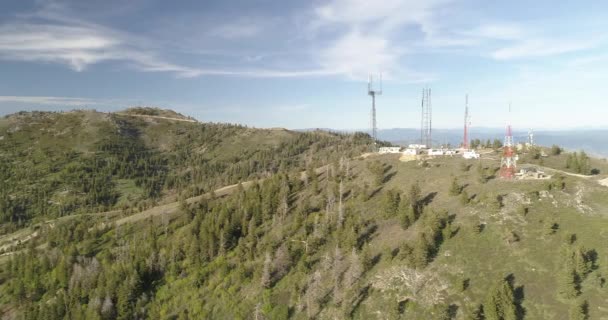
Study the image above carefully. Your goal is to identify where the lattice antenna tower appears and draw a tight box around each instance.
[500,102,517,179]
[420,88,432,148]
[368,74,382,152]
[463,94,470,149]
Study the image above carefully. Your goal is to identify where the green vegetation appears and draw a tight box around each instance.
[566,151,592,175]
[0,110,372,228]
[1,109,608,319]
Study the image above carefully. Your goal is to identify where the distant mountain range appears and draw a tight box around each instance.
[300,128,608,158]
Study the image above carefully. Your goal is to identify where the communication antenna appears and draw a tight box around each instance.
[463,94,470,149]
[500,102,517,179]
[420,88,432,148]
[528,129,534,146]
[368,74,382,152]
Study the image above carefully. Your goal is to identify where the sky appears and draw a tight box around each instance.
[1,0,608,130]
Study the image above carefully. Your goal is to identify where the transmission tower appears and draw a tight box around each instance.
[368,74,382,152]
[463,94,470,150]
[500,103,517,179]
[528,129,534,146]
[420,88,432,148]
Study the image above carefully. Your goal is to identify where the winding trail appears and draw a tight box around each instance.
[537,165,595,179]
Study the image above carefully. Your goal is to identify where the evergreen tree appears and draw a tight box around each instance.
[398,196,414,230]
[569,300,589,320]
[261,252,272,289]
[466,304,484,320]
[559,265,579,299]
[460,190,470,205]
[484,277,517,320]
[382,189,401,216]
[411,236,429,269]
[449,177,462,196]
[408,182,422,218]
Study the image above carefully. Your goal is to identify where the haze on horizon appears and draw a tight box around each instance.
[1,0,608,130]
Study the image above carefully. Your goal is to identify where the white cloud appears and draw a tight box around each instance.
[208,20,263,39]
[318,31,398,78]
[0,96,96,106]
[314,0,447,32]
[462,24,523,40]
[0,18,204,77]
[0,95,135,106]
[492,38,600,60]
[3,1,602,82]
[0,23,118,71]
[310,0,449,80]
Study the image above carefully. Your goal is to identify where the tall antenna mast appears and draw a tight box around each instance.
[463,94,470,149]
[429,88,432,148]
[420,88,432,148]
[500,102,517,179]
[368,74,382,152]
[420,88,424,146]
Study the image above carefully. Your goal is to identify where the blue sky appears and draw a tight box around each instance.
[1,0,608,130]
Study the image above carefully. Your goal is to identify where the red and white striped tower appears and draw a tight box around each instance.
[500,104,517,179]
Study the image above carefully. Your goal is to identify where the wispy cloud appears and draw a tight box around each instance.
[317,30,400,78]
[491,38,601,60]
[0,11,204,78]
[1,1,604,81]
[208,20,264,39]
[310,0,449,80]
[0,95,133,106]
[461,23,523,41]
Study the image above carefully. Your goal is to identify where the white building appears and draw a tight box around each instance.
[463,150,480,159]
[444,150,457,156]
[403,148,418,155]
[408,144,427,149]
[379,147,402,154]
[428,149,444,156]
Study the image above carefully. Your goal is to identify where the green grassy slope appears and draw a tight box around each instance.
[0,109,374,229]
[1,144,607,319]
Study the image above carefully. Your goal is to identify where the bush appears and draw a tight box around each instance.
[551,145,562,155]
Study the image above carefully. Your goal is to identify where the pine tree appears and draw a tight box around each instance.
[573,247,591,277]
[273,244,291,281]
[484,278,517,320]
[361,245,373,272]
[344,248,363,289]
[116,278,133,320]
[460,190,470,205]
[382,189,400,216]
[261,251,272,289]
[569,300,588,320]
[408,182,422,219]
[466,304,484,320]
[449,177,462,196]
[559,266,579,299]
[411,236,429,269]
[398,197,413,230]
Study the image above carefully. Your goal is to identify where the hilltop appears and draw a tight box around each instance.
[0,109,607,319]
[0,109,375,226]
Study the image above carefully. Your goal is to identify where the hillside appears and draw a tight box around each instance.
[1,110,608,319]
[0,109,374,228]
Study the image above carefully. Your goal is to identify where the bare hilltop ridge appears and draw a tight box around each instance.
[1,108,608,319]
